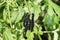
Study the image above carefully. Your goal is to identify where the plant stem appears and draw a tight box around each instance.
[43,28,59,33]
[38,34,42,40]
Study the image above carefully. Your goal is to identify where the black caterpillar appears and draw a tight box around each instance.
[23,13,48,40]
[23,13,34,32]
[23,13,34,39]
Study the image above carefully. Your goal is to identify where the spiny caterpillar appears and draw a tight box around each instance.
[23,13,34,32]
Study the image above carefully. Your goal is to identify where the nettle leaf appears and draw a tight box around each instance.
[3,8,8,21]
[54,16,59,24]
[11,7,24,23]
[11,8,18,23]
[3,8,10,23]
[15,6,24,23]
[38,26,43,35]
[49,0,60,17]
[41,5,46,11]
[33,25,38,34]
[11,1,18,8]
[33,23,43,35]
[26,30,34,40]
[34,0,42,5]
[28,1,34,13]
[33,4,41,21]
[3,28,14,40]
[17,0,24,5]
[24,1,34,13]
[43,5,55,26]
[24,6,29,13]
[43,5,56,30]
[19,34,25,40]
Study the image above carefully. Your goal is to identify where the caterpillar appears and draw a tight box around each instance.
[23,13,34,32]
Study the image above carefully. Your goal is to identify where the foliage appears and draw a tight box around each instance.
[0,0,60,40]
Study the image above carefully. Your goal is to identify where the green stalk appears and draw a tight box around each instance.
[38,34,42,40]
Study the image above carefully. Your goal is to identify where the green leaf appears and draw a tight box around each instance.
[33,25,38,34]
[19,34,25,40]
[26,30,34,40]
[3,8,8,21]
[38,27,43,35]
[10,0,18,8]
[33,23,43,35]
[34,0,42,5]
[11,6,24,23]
[11,8,18,23]
[15,6,24,23]
[3,8,10,23]
[43,5,56,30]
[54,16,59,24]
[3,28,14,40]
[33,4,41,21]
[49,0,60,17]
[41,5,46,11]
[43,5,55,26]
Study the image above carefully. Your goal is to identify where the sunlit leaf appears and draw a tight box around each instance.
[49,0,60,17]
[15,6,24,23]
[54,16,59,24]
[11,8,18,23]
[33,4,41,21]
[43,5,55,26]
[33,25,38,34]
[38,27,43,35]
[3,28,14,40]
[26,30,34,40]
[3,8,8,21]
